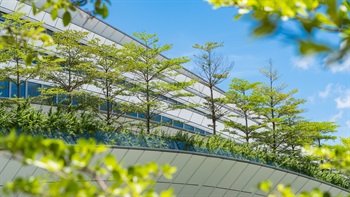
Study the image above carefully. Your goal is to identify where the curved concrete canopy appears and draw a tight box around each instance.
[1,147,349,197]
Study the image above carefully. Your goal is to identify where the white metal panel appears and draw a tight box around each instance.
[1,0,17,11]
[201,86,211,96]
[83,18,99,31]
[120,36,133,45]
[203,160,235,187]
[230,164,260,191]
[101,26,115,38]
[42,12,58,25]
[93,34,106,44]
[194,186,214,197]
[201,117,212,128]
[0,152,12,173]
[178,185,200,197]
[165,109,181,118]
[243,166,274,193]
[169,183,184,195]
[328,187,342,196]
[92,21,107,35]
[192,82,205,93]
[155,182,170,193]
[68,23,83,32]
[217,162,247,189]
[173,155,205,184]
[177,109,193,121]
[289,176,309,194]
[14,165,37,180]
[0,159,22,185]
[317,183,332,194]
[159,153,190,183]
[224,190,240,197]
[28,9,45,21]
[17,3,32,15]
[136,151,162,164]
[297,179,321,195]
[188,95,202,104]
[210,188,227,196]
[55,18,71,31]
[110,31,125,43]
[265,170,286,193]
[189,112,204,125]
[188,157,222,185]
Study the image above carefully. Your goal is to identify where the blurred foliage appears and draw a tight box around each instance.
[0,131,176,197]
[259,138,350,196]
[207,0,350,62]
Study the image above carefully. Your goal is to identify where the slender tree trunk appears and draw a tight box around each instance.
[146,80,150,134]
[209,85,216,135]
[106,79,111,126]
[244,111,249,144]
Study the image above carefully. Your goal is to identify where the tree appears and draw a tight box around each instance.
[123,32,195,134]
[303,121,338,147]
[225,78,264,144]
[192,42,233,135]
[253,61,306,152]
[0,131,176,197]
[41,30,96,110]
[207,0,350,62]
[0,12,47,99]
[88,39,132,127]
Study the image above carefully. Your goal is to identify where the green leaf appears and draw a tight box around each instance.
[259,180,272,193]
[25,55,33,65]
[299,41,331,55]
[51,8,58,20]
[32,3,37,15]
[101,4,109,18]
[62,11,71,27]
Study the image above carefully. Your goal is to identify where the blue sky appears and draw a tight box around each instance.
[102,0,349,144]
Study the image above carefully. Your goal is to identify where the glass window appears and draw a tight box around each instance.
[0,81,9,98]
[27,82,41,97]
[138,113,146,119]
[195,128,205,135]
[57,94,68,104]
[151,114,161,122]
[100,102,109,111]
[0,12,4,22]
[184,124,194,131]
[126,112,137,117]
[173,120,183,128]
[162,116,172,125]
[10,82,26,98]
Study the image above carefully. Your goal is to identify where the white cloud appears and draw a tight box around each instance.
[330,110,343,122]
[326,53,350,73]
[318,83,333,98]
[335,90,350,109]
[291,55,316,70]
[307,96,315,103]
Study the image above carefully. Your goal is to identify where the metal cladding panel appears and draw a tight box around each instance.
[230,164,260,191]
[256,172,295,195]
[297,179,322,195]
[189,112,204,125]
[31,168,48,181]
[0,152,12,174]
[69,23,83,32]
[123,150,145,165]
[17,4,32,15]
[188,157,222,185]
[55,18,71,30]
[223,190,240,197]
[210,188,227,196]
[71,11,87,25]
[169,183,184,194]
[194,186,214,197]
[120,36,134,45]
[159,153,191,182]
[155,182,170,193]
[42,12,58,25]
[89,148,113,181]
[82,18,99,31]
[203,160,235,187]
[339,190,350,196]
[165,109,181,118]
[15,165,37,180]
[328,187,342,196]
[1,0,17,10]
[92,21,107,35]
[217,161,248,189]
[110,149,130,165]
[266,170,286,191]
[28,9,45,21]
[188,95,202,105]
[173,155,205,184]
[243,166,274,193]
[192,82,205,93]
[102,26,115,38]
[178,109,193,121]
[318,183,332,193]
[155,152,177,169]
[93,34,106,44]
[136,151,162,164]
[289,176,309,194]
[110,31,125,43]
[178,185,200,197]
[0,159,22,185]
